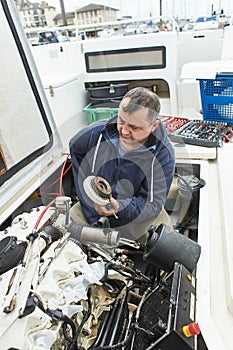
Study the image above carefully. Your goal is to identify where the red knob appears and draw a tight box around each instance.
[183,322,200,337]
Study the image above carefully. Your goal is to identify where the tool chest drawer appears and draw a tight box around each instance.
[169,120,233,147]
[160,115,189,133]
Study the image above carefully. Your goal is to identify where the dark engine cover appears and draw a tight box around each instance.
[130,262,197,350]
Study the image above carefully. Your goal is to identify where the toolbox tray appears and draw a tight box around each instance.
[160,115,189,133]
[168,120,233,148]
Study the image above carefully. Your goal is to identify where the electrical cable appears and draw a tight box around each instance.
[38,154,71,194]
[89,329,133,350]
[59,153,71,196]
[38,162,72,196]
[62,315,77,344]
[33,154,71,230]
[26,290,77,346]
[68,289,92,350]
[38,192,60,198]
[101,261,152,284]
[33,198,57,231]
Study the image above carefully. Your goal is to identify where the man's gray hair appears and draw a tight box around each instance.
[120,87,161,124]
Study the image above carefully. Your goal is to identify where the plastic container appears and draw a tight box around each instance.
[199,78,233,123]
[83,101,119,124]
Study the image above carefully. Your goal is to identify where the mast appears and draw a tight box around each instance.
[59,0,67,26]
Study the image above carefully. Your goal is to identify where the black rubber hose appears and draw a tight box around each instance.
[62,315,77,344]
[68,290,92,350]
[89,330,133,350]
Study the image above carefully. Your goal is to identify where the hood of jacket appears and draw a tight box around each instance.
[90,114,172,171]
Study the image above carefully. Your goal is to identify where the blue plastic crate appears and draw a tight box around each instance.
[198,78,233,123]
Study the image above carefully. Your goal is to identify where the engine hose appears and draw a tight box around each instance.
[100,262,132,282]
[116,299,129,343]
[93,309,113,346]
[125,286,154,350]
[68,291,92,350]
[62,315,77,344]
[92,290,130,348]
[127,283,142,291]
[92,284,151,350]
[101,262,149,284]
[90,330,133,350]
[107,293,128,346]
[101,299,121,345]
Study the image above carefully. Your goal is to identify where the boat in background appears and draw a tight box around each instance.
[183,13,231,31]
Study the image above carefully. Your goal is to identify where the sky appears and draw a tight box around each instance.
[47,0,233,19]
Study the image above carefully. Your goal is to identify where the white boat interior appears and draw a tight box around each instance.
[1,1,233,349]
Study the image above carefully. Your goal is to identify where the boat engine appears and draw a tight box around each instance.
[0,197,202,350]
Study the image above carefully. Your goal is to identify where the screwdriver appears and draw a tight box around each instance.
[105,202,118,219]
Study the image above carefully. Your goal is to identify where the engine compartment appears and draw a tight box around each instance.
[0,188,202,350]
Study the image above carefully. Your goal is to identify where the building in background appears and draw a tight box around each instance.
[75,4,119,25]
[15,0,57,27]
[53,12,75,26]
[15,1,119,28]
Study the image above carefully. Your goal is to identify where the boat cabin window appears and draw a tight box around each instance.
[0,2,53,186]
[85,46,166,72]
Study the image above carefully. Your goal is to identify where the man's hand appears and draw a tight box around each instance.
[94,197,119,218]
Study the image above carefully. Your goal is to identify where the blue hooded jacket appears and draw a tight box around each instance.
[70,115,175,230]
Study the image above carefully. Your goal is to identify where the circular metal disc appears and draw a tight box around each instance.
[83,176,110,205]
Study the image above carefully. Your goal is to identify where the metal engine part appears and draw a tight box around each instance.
[83,175,112,206]
[144,224,201,273]
[175,174,206,229]
[68,222,120,247]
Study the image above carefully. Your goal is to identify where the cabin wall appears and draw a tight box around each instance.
[44,75,89,152]
[177,29,224,72]
[31,42,90,152]
[176,28,233,117]
[221,25,233,59]
[31,41,85,82]
[81,32,180,116]
[28,28,226,124]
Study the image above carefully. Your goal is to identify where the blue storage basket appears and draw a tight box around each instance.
[198,78,233,123]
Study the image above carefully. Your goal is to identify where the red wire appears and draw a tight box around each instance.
[39,157,72,193]
[33,198,56,231]
[59,153,70,196]
[38,192,60,198]
[33,153,71,231]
